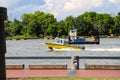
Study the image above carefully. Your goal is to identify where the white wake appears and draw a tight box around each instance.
[86,48,120,52]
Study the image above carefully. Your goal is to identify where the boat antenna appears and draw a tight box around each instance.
[57,32,59,38]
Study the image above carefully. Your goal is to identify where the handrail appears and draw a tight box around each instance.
[6,56,120,59]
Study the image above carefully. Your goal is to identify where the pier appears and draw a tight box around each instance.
[6,56,120,78]
[6,56,120,70]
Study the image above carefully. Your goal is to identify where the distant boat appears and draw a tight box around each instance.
[68,29,100,44]
[45,37,85,50]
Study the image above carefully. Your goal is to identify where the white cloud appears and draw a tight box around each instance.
[109,0,120,4]
[39,0,120,20]
[39,0,104,20]
[0,0,20,7]
[63,1,76,11]
[110,0,115,3]
[2,0,120,21]
[109,0,120,15]
[63,0,102,11]
[109,0,120,5]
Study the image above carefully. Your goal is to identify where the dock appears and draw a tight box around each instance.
[6,56,120,78]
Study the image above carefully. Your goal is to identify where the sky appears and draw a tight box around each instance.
[0,0,120,21]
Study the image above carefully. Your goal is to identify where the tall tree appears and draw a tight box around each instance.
[96,14,114,35]
[21,13,33,36]
[74,15,95,36]
[40,13,56,38]
[57,20,67,37]
[112,14,120,35]
[64,16,75,35]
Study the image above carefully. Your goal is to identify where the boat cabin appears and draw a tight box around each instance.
[53,37,66,45]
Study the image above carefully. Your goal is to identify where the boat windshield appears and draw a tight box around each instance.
[53,37,65,45]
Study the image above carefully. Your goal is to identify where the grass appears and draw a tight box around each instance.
[7,78,120,80]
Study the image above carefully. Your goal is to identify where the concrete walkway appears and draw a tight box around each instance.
[7,70,120,78]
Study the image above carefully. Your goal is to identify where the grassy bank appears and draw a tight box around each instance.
[6,35,40,40]
[7,78,120,80]
[6,35,120,40]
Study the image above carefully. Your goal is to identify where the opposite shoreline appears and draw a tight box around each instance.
[6,35,120,40]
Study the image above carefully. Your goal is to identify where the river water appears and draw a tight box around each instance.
[6,38,120,69]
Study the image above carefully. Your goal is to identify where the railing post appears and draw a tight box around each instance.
[0,7,7,80]
[71,56,79,70]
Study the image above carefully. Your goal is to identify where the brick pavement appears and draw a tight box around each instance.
[6,70,120,78]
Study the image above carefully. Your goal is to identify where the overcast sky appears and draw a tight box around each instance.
[0,0,120,21]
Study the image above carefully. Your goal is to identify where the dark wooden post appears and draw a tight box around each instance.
[71,56,79,70]
[0,7,7,80]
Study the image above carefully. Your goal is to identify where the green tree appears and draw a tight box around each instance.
[81,12,96,23]
[80,12,99,35]
[57,20,67,37]
[47,23,58,37]
[96,14,114,35]
[74,15,95,36]
[112,14,120,35]
[5,20,13,37]
[21,13,33,36]
[13,19,22,35]
[21,11,57,37]
[5,11,120,38]
[40,13,56,38]
[5,19,18,37]
[81,12,114,35]
[64,16,75,36]
[117,12,120,16]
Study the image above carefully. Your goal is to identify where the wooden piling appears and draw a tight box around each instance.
[71,56,79,70]
[0,7,7,80]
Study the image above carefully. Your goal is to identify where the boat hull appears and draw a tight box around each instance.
[45,42,84,50]
[69,41,99,44]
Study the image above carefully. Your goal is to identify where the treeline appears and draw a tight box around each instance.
[5,11,120,38]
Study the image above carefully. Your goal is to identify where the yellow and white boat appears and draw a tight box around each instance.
[45,37,85,50]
